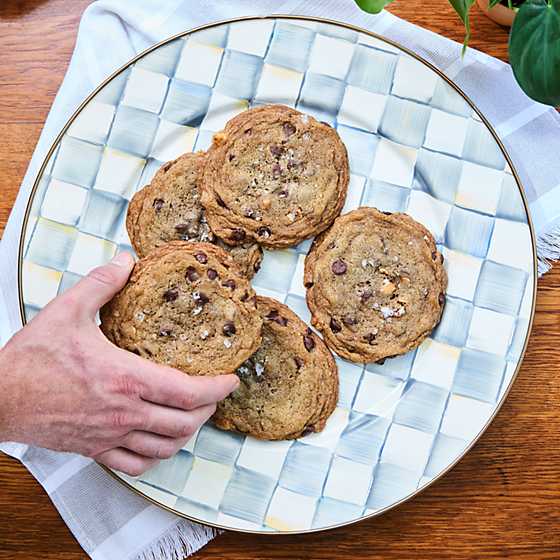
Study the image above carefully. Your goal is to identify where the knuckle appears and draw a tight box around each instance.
[113,372,144,398]
[156,441,177,460]
[178,419,195,438]
[82,443,105,458]
[88,266,119,288]
[179,390,196,410]
[108,409,136,430]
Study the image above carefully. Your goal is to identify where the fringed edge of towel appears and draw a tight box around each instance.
[134,519,221,560]
[537,225,560,276]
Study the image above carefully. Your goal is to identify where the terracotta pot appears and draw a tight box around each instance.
[476,0,517,27]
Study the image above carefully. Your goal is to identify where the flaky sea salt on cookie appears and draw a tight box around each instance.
[201,104,349,249]
[213,296,338,440]
[100,241,262,376]
[304,208,447,363]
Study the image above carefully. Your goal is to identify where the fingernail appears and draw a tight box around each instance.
[111,252,134,267]
[231,375,240,389]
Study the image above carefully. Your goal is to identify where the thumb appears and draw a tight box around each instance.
[64,252,135,318]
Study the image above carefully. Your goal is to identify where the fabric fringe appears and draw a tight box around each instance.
[536,224,560,277]
[134,520,221,560]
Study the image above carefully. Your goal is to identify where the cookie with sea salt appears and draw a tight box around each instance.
[304,207,447,363]
[213,296,339,440]
[100,241,262,376]
[126,152,263,278]
[200,104,349,249]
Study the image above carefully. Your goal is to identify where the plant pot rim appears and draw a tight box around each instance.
[476,0,517,27]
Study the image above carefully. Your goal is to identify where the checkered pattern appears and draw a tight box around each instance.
[21,18,534,532]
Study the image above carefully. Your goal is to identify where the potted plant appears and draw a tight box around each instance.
[354,0,560,107]
[477,0,519,27]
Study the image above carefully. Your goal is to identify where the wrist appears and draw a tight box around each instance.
[0,342,19,442]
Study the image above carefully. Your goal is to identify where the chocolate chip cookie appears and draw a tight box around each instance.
[304,208,447,363]
[213,296,339,440]
[200,104,349,249]
[126,152,263,278]
[100,241,262,376]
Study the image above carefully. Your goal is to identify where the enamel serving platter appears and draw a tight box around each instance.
[19,16,536,534]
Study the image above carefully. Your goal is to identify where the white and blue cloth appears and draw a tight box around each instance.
[0,1,558,558]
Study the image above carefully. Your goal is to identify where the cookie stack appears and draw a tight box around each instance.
[101,104,447,441]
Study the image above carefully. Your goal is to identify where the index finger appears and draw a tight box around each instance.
[125,352,240,410]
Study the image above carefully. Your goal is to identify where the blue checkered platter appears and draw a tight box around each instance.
[21,16,535,533]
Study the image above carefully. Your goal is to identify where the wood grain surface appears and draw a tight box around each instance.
[0,1,558,559]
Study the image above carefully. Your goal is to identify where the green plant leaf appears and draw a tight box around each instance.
[489,0,503,7]
[448,0,476,52]
[509,0,560,106]
[353,0,395,14]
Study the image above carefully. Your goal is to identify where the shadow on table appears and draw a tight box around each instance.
[0,0,50,20]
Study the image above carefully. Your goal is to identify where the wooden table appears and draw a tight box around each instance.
[1,1,558,558]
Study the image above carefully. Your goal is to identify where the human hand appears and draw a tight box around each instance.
[0,252,239,476]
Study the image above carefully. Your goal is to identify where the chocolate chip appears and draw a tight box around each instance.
[283,122,296,137]
[195,251,208,264]
[303,334,315,352]
[195,292,209,305]
[257,226,271,238]
[240,291,249,302]
[294,357,304,370]
[270,144,283,157]
[330,318,342,333]
[186,266,199,282]
[321,121,331,127]
[223,322,236,337]
[360,290,373,303]
[432,251,438,261]
[331,259,347,275]
[163,288,179,302]
[174,223,190,235]
[439,293,446,305]
[440,253,445,263]
[376,358,386,365]
[278,190,289,198]
[222,279,236,290]
[272,163,282,178]
[343,315,356,326]
[301,427,315,437]
[244,208,256,219]
[230,228,246,242]
[382,211,392,215]
[364,332,377,345]
[244,127,252,135]
[304,281,314,289]
[287,160,300,170]
[265,310,288,326]
[131,348,141,356]
[253,261,261,273]
[216,195,226,208]
[159,328,173,337]
[228,154,235,162]
[207,268,218,280]
[162,162,172,172]
[152,198,164,212]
